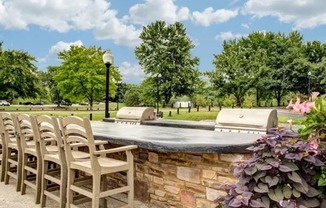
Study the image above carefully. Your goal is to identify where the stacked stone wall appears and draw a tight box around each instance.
[107,145,251,208]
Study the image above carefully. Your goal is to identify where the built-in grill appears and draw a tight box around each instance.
[215,109,278,134]
[115,107,156,125]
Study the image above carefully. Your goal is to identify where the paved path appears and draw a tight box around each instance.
[0,180,154,208]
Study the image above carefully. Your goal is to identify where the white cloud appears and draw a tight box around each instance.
[94,12,142,47]
[49,40,84,58]
[192,7,238,27]
[37,57,47,63]
[0,0,141,48]
[128,0,190,25]
[215,31,246,41]
[241,23,250,29]
[243,0,326,29]
[119,62,145,84]
[35,40,84,67]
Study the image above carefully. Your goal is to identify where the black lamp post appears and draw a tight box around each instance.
[308,71,311,99]
[116,81,121,110]
[156,74,161,117]
[102,51,114,118]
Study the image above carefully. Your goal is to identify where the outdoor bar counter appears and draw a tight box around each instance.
[91,122,260,208]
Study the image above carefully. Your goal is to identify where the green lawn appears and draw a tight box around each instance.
[161,108,218,121]
[0,105,304,124]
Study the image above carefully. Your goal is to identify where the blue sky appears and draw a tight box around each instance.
[1,0,325,84]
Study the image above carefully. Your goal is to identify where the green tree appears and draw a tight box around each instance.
[124,84,142,106]
[36,71,51,102]
[112,82,128,103]
[135,21,200,105]
[209,39,255,107]
[209,31,310,107]
[240,32,270,106]
[303,41,326,94]
[53,46,120,109]
[46,66,62,105]
[0,42,40,101]
[263,31,304,105]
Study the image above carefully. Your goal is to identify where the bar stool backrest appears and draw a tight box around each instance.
[36,115,65,162]
[0,113,19,148]
[59,116,99,170]
[16,114,38,153]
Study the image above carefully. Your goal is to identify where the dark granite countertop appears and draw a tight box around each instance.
[91,122,262,153]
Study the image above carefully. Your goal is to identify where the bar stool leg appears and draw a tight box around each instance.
[16,149,22,192]
[40,160,48,207]
[67,168,75,208]
[92,173,101,208]
[59,164,67,208]
[35,156,42,204]
[4,148,11,185]
[0,147,6,182]
[100,175,107,208]
[21,153,28,195]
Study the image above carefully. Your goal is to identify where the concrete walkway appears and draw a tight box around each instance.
[0,179,154,208]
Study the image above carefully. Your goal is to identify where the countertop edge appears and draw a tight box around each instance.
[93,132,254,154]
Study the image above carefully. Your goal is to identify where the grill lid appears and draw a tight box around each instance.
[215,109,278,134]
[115,107,156,124]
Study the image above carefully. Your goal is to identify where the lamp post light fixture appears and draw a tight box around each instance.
[308,71,311,99]
[102,50,114,118]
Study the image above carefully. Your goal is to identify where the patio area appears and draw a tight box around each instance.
[0,179,154,208]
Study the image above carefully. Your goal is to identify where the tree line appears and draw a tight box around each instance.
[1,21,326,108]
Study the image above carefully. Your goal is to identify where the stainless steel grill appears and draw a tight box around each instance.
[215,109,278,134]
[115,107,156,125]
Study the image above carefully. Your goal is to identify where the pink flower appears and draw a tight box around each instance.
[292,97,301,113]
[311,92,320,100]
[294,97,300,106]
[309,139,319,149]
[286,99,293,109]
[286,96,316,115]
[300,101,315,115]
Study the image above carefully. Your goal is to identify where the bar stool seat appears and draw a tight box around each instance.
[71,157,129,174]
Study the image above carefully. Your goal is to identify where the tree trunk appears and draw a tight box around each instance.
[256,88,261,107]
[275,90,282,107]
[235,93,242,108]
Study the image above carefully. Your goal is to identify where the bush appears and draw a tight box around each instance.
[216,129,325,208]
[243,95,255,108]
[195,95,206,107]
[223,95,236,107]
[124,87,141,106]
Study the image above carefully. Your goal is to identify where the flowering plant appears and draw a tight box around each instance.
[287,92,326,141]
[215,129,325,208]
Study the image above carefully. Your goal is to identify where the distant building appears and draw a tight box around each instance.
[173,101,191,108]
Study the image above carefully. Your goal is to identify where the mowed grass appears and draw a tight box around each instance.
[162,108,218,121]
[0,102,124,121]
[278,116,306,125]
[0,104,304,124]
[7,111,113,121]
[0,102,125,111]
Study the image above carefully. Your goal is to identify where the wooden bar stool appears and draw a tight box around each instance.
[0,119,6,182]
[16,114,42,204]
[36,115,110,208]
[59,116,137,208]
[0,112,23,192]
[36,115,68,208]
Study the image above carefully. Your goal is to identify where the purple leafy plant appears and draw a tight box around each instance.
[215,129,325,208]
